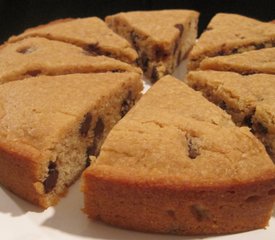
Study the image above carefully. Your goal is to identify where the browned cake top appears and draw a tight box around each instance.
[0,37,141,84]
[127,74,234,127]
[87,75,275,187]
[106,10,199,43]
[8,17,138,64]
[190,13,275,59]
[0,72,141,152]
[199,48,275,74]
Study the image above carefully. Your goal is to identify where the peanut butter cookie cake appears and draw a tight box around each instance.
[0,37,140,84]
[187,70,275,160]
[188,13,275,70]
[106,10,199,82]
[1,9,275,237]
[0,72,142,208]
[199,47,275,75]
[82,75,275,235]
[8,17,138,64]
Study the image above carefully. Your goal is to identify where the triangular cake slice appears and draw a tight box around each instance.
[8,17,138,64]
[0,72,142,208]
[199,48,275,74]
[82,75,275,235]
[188,13,275,70]
[0,37,141,84]
[106,10,199,82]
[187,70,275,159]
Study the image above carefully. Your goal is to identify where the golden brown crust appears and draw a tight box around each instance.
[199,48,275,75]
[0,141,49,207]
[83,169,275,235]
[8,17,138,64]
[188,13,275,70]
[0,73,143,208]
[187,70,275,160]
[82,75,275,234]
[0,37,141,84]
[106,10,199,82]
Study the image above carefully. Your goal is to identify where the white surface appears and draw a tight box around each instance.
[1,60,275,239]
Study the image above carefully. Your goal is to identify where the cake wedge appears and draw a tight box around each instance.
[199,48,275,75]
[8,17,138,64]
[0,37,140,84]
[82,75,275,235]
[106,10,199,82]
[188,13,275,70]
[0,72,142,208]
[187,70,275,160]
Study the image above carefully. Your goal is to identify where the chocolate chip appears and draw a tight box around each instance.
[17,46,36,54]
[154,45,168,60]
[243,114,253,128]
[151,66,159,83]
[218,101,227,110]
[187,137,200,159]
[85,145,97,167]
[85,155,98,168]
[241,70,257,75]
[255,43,265,50]
[130,31,139,50]
[268,189,275,195]
[217,49,226,56]
[87,143,97,157]
[174,24,184,37]
[85,157,91,168]
[191,205,208,221]
[231,48,238,54]
[245,195,261,202]
[43,161,58,193]
[120,92,133,117]
[25,69,41,77]
[265,144,273,156]
[254,121,268,135]
[80,113,92,137]
[83,43,101,55]
[94,118,104,140]
[136,52,149,71]
[85,117,105,161]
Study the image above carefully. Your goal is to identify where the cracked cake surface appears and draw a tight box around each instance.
[8,17,138,64]
[82,75,275,235]
[0,72,142,207]
[106,10,199,82]
[188,13,275,70]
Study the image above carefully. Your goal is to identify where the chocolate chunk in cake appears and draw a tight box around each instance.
[187,70,275,161]
[0,72,142,208]
[106,10,199,82]
[188,13,275,70]
[8,17,138,64]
